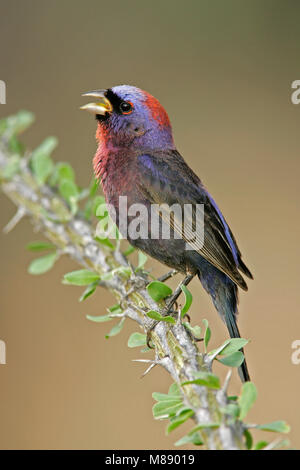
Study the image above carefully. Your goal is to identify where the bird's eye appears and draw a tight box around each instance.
[120,101,133,115]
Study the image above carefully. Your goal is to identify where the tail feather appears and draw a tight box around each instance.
[196,259,251,383]
[225,312,250,383]
[238,257,253,280]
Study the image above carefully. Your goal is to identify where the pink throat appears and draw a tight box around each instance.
[93,124,112,185]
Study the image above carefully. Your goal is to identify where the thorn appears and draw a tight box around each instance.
[3,207,26,233]
[141,362,156,378]
[263,439,282,450]
[207,341,231,364]
[132,359,159,378]
[222,370,232,394]
[132,359,155,364]
[176,307,182,326]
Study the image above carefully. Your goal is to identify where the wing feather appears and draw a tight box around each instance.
[137,151,251,290]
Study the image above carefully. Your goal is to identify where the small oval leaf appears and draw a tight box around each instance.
[28,252,57,275]
[63,269,100,286]
[147,281,172,302]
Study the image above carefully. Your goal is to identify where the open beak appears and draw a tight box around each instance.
[80,90,113,115]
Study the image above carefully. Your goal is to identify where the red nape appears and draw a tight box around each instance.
[143,91,171,128]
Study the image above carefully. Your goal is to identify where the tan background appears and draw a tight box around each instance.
[0,0,300,449]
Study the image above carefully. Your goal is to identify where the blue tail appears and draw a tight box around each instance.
[196,257,250,383]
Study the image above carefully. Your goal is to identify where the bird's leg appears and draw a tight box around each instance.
[157,269,178,283]
[165,273,195,314]
[146,273,195,348]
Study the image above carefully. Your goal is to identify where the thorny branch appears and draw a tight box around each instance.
[0,125,247,450]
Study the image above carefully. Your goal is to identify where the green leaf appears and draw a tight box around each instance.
[218,338,249,356]
[147,281,172,302]
[26,241,56,252]
[221,403,240,418]
[108,303,123,314]
[182,371,220,389]
[105,318,126,339]
[218,351,245,367]
[181,285,193,317]
[256,421,290,434]
[83,200,93,220]
[94,236,115,250]
[56,162,75,182]
[153,400,183,419]
[140,347,151,353]
[254,440,268,450]
[228,395,238,401]
[128,332,147,348]
[238,382,257,420]
[202,319,211,352]
[79,284,97,302]
[3,155,21,179]
[59,178,79,203]
[168,383,181,396]
[152,392,180,402]
[0,110,35,137]
[123,245,136,256]
[183,322,202,340]
[94,196,107,216]
[159,315,176,324]
[31,153,54,185]
[175,432,203,447]
[63,269,100,286]
[8,135,24,154]
[135,251,148,271]
[146,310,161,321]
[28,252,57,275]
[86,314,113,323]
[244,429,253,450]
[146,310,175,324]
[33,136,58,156]
[166,409,194,434]
[31,137,57,184]
[189,422,220,433]
[89,177,100,197]
[50,162,75,186]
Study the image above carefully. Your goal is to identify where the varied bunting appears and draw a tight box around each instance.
[81,85,253,382]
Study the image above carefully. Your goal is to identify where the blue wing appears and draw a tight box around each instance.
[137,151,252,290]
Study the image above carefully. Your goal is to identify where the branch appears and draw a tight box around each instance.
[0,112,289,450]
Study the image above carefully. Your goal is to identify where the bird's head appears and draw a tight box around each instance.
[81,85,174,151]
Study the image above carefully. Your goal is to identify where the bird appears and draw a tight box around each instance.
[81,85,253,382]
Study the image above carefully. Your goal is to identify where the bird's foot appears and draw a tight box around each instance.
[180,314,204,342]
[146,327,156,349]
[146,274,195,348]
[165,273,195,314]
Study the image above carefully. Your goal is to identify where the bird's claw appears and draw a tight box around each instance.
[146,329,155,349]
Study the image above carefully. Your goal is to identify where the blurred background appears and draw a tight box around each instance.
[0,0,300,450]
